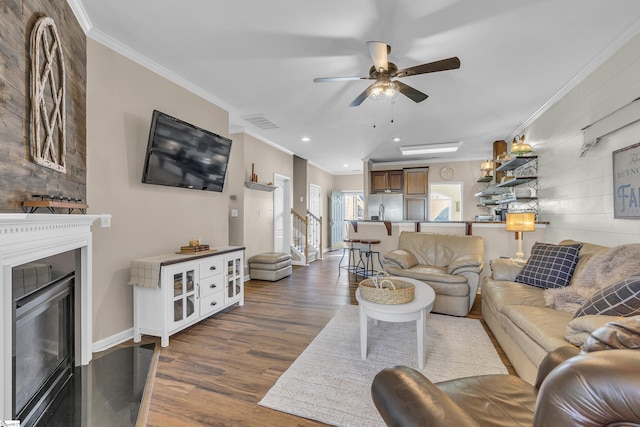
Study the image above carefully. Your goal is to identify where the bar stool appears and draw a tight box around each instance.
[339,239,361,276]
[357,239,382,278]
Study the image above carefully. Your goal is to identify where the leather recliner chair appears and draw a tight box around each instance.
[372,316,640,427]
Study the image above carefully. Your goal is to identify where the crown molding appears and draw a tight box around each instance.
[66,0,92,33]
[512,15,640,137]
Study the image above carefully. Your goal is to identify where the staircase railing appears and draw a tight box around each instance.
[307,210,323,260]
[291,208,309,262]
[291,209,323,264]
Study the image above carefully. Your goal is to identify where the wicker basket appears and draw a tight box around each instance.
[359,276,415,304]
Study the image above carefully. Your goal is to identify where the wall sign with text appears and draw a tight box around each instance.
[613,142,640,219]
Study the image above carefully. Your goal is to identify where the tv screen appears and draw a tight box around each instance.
[141,110,232,192]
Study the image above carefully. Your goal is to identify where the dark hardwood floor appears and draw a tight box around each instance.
[140,251,514,426]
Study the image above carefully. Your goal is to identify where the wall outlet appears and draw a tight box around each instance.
[230,209,239,217]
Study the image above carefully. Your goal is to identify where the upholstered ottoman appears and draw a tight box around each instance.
[249,252,292,281]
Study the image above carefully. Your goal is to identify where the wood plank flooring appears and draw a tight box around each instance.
[141,251,515,426]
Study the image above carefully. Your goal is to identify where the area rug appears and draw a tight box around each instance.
[259,305,508,427]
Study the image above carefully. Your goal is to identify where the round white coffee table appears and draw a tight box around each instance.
[355,277,435,369]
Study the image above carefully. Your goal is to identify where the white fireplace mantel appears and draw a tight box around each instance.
[0,213,111,420]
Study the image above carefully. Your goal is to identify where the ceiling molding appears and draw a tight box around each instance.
[66,0,92,33]
[511,15,640,138]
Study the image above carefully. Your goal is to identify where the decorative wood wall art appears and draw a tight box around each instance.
[30,16,67,173]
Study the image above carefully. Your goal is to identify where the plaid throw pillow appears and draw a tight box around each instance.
[574,274,640,318]
[515,242,582,289]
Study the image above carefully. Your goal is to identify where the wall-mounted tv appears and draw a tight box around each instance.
[141,110,232,192]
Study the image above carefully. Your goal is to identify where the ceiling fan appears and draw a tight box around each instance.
[313,41,460,107]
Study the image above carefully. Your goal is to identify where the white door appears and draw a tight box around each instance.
[330,190,345,250]
[273,174,292,254]
[309,184,321,217]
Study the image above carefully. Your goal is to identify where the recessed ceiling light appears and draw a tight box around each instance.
[399,142,461,155]
[301,137,310,142]
[392,137,401,142]
[343,164,349,167]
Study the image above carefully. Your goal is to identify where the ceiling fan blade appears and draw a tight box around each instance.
[349,85,373,107]
[367,41,389,73]
[394,80,428,103]
[395,56,461,78]
[313,76,371,83]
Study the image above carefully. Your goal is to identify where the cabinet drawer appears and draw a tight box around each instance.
[200,292,224,317]
[200,275,224,297]
[200,257,223,279]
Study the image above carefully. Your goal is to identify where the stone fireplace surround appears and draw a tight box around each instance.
[0,213,110,420]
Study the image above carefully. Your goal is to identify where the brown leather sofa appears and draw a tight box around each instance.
[371,318,640,427]
[381,232,484,316]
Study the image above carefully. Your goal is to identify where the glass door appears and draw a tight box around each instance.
[225,255,243,304]
[172,268,197,328]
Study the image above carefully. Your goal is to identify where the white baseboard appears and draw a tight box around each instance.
[91,328,134,353]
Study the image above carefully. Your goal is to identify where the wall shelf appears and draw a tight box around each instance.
[245,181,276,192]
[495,155,537,172]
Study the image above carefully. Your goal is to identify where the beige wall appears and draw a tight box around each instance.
[234,132,294,261]
[308,164,336,252]
[334,173,364,191]
[87,40,231,343]
[527,32,640,246]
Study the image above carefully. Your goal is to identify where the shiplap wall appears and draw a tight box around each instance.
[0,0,86,211]
[528,32,640,245]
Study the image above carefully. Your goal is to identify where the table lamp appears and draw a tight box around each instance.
[505,212,535,259]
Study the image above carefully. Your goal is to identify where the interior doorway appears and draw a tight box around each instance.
[429,182,463,221]
[273,174,292,254]
[309,183,321,217]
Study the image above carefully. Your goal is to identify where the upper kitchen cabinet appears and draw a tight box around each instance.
[371,170,403,193]
[404,168,428,196]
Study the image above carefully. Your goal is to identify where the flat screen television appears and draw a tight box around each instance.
[141,110,232,192]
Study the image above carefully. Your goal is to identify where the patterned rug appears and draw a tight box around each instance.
[259,305,508,427]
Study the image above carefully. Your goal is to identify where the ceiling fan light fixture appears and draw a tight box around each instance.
[369,79,399,102]
[399,142,461,155]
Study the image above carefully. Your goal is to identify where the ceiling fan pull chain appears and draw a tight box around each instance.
[391,102,395,124]
[372,103,377,128]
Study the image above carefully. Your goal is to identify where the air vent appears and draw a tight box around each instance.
[241,114,279,130]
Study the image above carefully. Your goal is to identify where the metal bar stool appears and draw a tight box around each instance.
[357,239,382,278]
[339,239,361,276]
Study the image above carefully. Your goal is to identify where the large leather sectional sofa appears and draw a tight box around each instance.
[482,239,640,384]
[381,232,484,317]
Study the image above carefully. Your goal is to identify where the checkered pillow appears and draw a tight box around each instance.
[515,242,582,289]
[574,274,640,318]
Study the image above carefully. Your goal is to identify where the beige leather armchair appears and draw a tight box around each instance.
[381,232,484,316]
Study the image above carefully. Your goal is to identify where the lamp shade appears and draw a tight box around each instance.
[505,212,536,232]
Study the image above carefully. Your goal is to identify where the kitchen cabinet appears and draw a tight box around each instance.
[404,197,427,220]
[404,168,428,196]
[132,246,244,347]
[371,170,403,193]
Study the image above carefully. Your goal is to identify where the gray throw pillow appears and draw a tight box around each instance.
[574,273,640,318]
[515,242,582,289]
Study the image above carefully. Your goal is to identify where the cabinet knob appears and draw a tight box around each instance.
[210,284,217,289]
[210,301,217,306]
[210,266,216,270]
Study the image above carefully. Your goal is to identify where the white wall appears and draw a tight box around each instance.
[87,40,230,343]
[528,32,640,245]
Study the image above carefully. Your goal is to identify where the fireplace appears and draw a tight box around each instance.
[0,213,110,422]
[13,252,76,426]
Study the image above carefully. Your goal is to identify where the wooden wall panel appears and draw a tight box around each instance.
[0,0,86,212]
